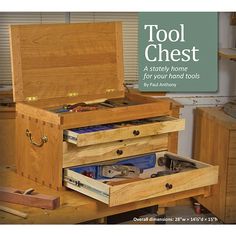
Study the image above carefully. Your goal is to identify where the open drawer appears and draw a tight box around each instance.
[63,116,185,147]
[64,152,219,207]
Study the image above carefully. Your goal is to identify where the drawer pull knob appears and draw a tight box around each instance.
[116,149,123,155]
[133,130,140,136]
[25,129,48,148]
[165,183,173,190]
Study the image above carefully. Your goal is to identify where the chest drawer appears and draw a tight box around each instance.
[63,116,185,147]
[63,134,168,167]
[64,152,218,207]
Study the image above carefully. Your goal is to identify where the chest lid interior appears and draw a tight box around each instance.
[10,22,124,103]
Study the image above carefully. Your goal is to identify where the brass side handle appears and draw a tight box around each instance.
[25,129,48,147]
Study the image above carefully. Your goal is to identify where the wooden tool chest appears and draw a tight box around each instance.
[10,22,218,207]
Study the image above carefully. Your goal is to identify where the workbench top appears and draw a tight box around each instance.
[197,107,236,129]
[0,166,209,224]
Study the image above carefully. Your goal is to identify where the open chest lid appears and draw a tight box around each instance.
[10,22,125,103]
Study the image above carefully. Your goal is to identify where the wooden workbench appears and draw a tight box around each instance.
[0,166,210,224]
[194,107,236,223]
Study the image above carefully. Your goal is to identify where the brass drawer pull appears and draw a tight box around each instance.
[165,183,173,190]
[116,149,123,155]
[133,130,140,136]
[25,129,48,147]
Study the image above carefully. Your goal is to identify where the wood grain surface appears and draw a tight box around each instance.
[63,134,168,167]
[194,107,236,223]
[0,186,60,210]
[66,117,185,147]
[10,22,124,102]
[109,166,218,206]
[16,113,63,189]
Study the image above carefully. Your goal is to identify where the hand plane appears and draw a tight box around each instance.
[0,186,60,210]
[158,153,197,172]
[100,165,140,178]
[150,154,197,178]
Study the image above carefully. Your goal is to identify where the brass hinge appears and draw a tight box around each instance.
[25,96,38,102]
[106,89,115,93]
[67,92,79,97]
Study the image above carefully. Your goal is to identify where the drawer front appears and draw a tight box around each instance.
[64,152,219,207]
[109,165,218,206]
[64,116,185,147]
[63,134,168,167]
